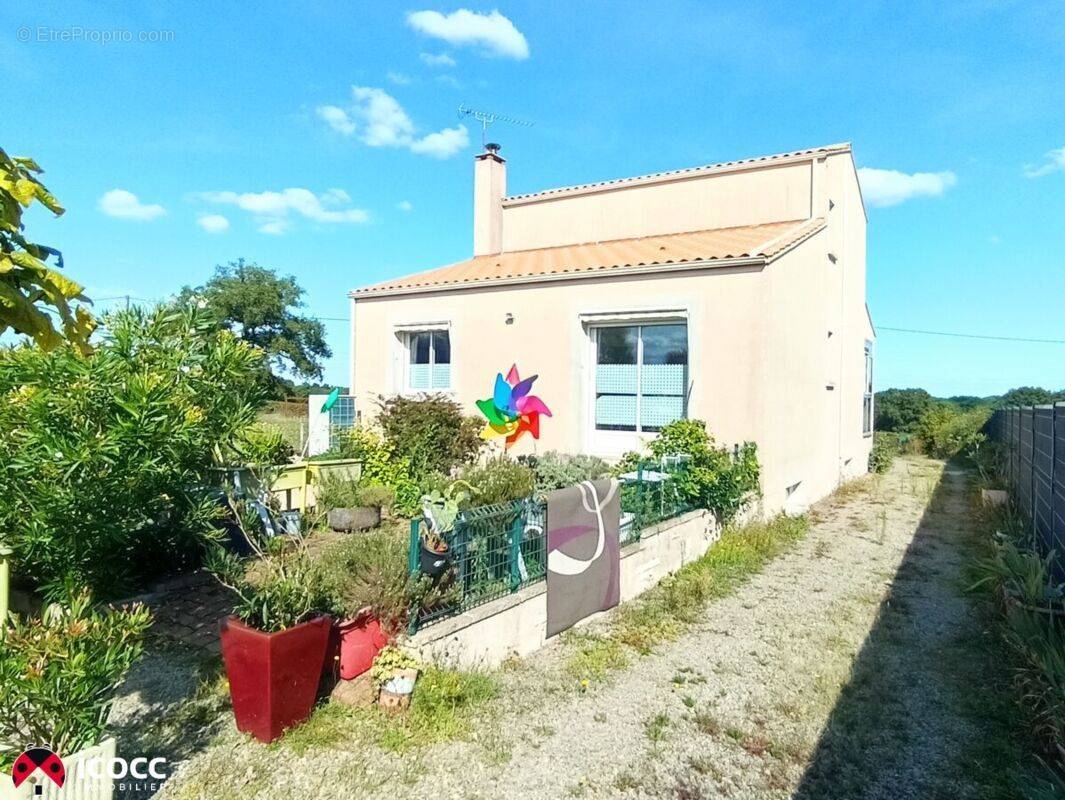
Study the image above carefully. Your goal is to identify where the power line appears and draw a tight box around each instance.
[878,326,1065,345]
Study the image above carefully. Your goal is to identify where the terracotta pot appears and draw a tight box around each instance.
[219,614,331,743]
[328,506,381,532]
[336,615,389,680]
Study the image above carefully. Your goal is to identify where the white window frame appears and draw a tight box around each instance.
[394,322,453,395]
[863,340,874,436]
[582,311,690,456]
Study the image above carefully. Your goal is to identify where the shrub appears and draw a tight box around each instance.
[357,484,396,510]
[456,457,536,508]
[519,451,611,491]
[636,420,761,524]
[205,499,333,632]
[0,592,152,768]
[917,405,991,459]
[238,425,295,465]
[319,532,412,634]
[0,304,267,600]
[324,426,422,516]
[376,394,483,479]
[869,432,899,474]
[314,472,362,513]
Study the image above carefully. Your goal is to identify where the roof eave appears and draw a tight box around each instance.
[349,255,768,300]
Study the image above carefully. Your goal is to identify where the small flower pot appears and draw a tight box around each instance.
[419,543,452,580]
[219,614,332,743]
[327,506,381,532]
[336,614,389,681]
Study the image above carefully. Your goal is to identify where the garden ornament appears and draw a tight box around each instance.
[475,364,552,448]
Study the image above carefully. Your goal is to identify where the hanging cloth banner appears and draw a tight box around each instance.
[545,478,621,638]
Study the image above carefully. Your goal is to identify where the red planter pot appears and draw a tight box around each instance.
[219,614,332,743]
[336,615,389,680]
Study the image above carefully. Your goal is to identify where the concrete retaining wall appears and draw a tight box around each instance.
[406,508,719,669]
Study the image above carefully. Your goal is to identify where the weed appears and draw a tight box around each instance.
[682,695,697,709]
[644,711,671,745]
[281,667,498,754]
[563,633,628,683]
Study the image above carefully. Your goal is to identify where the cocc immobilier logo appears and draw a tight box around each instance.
[8,746,168,797]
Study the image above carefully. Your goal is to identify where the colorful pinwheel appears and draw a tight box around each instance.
[476,364,552,449]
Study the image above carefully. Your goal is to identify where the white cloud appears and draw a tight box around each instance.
[316,85,470,159]
[199,188,369,234]
[98,189,166,221]
[396,200,413,212]
[420,52,457,68]
[387,71,412,85]
[856,167,957,208]
[317,105,357,135]
[407,9,529,59]
[435,74,462,89]
[1023,147,1065,178]
[408,125,469,158]
[197,214,230,233]
[988,234,1002,245]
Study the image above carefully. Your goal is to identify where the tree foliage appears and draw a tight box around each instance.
[0,148,94,351]
[0,303,267,599]
[182,258,331,384]
[874,388,936,434]
[997,386,1060,408]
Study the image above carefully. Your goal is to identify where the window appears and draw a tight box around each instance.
[328,395,356,448]
[408,330,451,391]
[595,323,687,433]
[863,340,874,435]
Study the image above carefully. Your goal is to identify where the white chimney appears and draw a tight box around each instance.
[473,143,506,256]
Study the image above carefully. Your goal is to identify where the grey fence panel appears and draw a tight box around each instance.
[1034,407,1056,555]
[990,404,1065,583]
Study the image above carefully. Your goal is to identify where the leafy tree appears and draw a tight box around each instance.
[0,148,93,351]
[997,386,1058,408]
[874,388,936,434]
[0,303,267,599]
[182,258,331,385]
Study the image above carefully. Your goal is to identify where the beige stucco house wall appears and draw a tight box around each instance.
[348,142,874,515]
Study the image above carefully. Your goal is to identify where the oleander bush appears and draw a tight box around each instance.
[0,592,152,768]
[0,304,267,600]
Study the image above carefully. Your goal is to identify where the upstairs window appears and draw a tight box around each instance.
[594,323,688,433]
[408,330,451,391]
[863,340,874,435]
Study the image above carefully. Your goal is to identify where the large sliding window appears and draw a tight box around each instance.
[408,330,451,391]
[863,340,874,435]
[595,323,688,433]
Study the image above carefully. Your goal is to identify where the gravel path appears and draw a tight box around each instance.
[146,456,1003,800]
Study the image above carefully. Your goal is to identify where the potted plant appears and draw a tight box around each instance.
[206,503,334,743]
[327,484,395,533]
[419,482,474,579]
[0,592,151,800]
[370,646,420,713]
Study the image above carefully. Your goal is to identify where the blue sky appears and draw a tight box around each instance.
[3,1,1063,396]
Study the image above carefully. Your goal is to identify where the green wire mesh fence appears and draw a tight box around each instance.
[409,459,695,632]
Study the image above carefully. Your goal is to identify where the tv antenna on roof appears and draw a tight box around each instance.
[458,104,533,148]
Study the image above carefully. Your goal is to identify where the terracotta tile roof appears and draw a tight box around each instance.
[353,218,825,298]
[504,143,851,204]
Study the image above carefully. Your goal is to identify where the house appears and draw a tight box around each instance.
[346,141,875,513]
